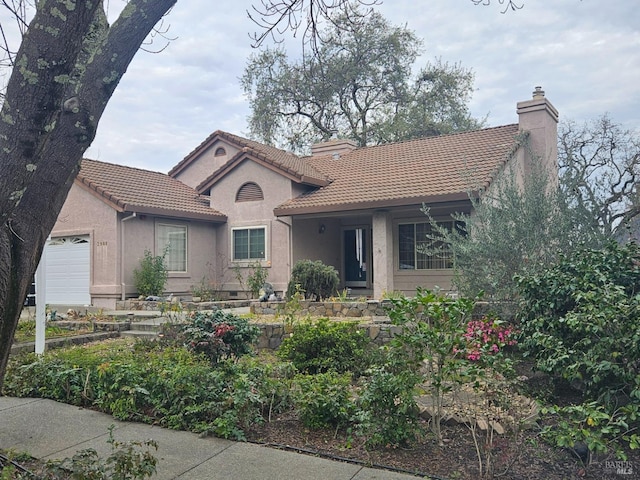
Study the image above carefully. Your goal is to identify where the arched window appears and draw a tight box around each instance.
[214,147,226,156]
[236,182,264,202]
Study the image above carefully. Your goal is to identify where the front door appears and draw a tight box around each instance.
[344,228,367,287]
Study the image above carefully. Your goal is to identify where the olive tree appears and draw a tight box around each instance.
[426,116,640,305]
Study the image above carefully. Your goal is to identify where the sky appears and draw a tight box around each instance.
[34,1,640,172]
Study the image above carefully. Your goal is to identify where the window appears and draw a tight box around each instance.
[398,221,462,270]
[214,147,226,156]
[156,224,187,272]
[236,182,264,202]
[233,227,266,261]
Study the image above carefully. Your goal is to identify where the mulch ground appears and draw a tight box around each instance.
[246,412,637,480]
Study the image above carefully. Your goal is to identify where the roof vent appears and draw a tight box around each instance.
[332,153,340,160]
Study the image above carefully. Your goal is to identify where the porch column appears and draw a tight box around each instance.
[372,210,394,300]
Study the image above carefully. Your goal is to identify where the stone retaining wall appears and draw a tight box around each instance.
[251,300,391,318]
[254,320,401,350]
[10,331,121,355]
[56,320,131,332]
[117,299,251,311]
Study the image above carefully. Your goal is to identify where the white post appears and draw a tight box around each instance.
[34,238,48,355]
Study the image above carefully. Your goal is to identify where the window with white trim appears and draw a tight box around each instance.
[156,224,187,272]
[398,221,462,270]
[232,227,266,261]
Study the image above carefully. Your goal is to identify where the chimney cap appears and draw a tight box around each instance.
[532,86,545,98]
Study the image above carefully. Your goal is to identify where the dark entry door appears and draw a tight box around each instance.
[344,228,367,287]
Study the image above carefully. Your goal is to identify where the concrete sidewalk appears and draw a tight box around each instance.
[0,397,422,480]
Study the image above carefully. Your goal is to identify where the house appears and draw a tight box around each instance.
[44,88,558,309]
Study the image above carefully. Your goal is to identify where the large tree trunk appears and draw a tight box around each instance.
[0,0,177,388]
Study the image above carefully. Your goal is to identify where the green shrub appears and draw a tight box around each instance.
[246,261,269,299]
[4,341,274,442]
[386,289,482,445]
[180,310,260,364]
[286,259,339,300]
[43,425,157,480]
[355,366,422,448]
[541,401,640,462]
[190,276,220,301]
[276,317,375,376]
[293,372,355,430]
[517,242,640,458]
[133,249,168,297]
[517,241,640,403]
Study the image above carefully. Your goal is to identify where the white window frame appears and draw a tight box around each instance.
[231,225,267,263]
[156,223,188,273]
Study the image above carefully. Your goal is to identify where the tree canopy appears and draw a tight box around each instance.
[558,115,640,241]
[242,8,483,152]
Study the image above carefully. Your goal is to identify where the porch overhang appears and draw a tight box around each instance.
[274,192,473,217]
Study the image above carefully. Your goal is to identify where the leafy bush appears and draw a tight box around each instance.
[541,402,640,462]
[355,366,421,448]
[457,315,517,363]
[133,249,168,297]
[386,289,513,445]
[3,341,275,442]
[276,317,375,376]
[180,310,260,364]
[517,241,640,403]
[42,425,158,480]
[517,242,640,458]
[293,372,355,430]
[246,261,269,299]
[286,259,339,300]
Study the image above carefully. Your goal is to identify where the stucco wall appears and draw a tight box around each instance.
[52,184,219,309]
[292,217,342,274]
[51,184,120,308]
[172,140,242,189]
[122,215,218,301]
[289,207,465,298]
[209,160,295,295]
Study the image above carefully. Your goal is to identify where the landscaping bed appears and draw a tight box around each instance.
[4,286,638,480]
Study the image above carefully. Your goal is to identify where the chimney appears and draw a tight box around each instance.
[516,86,559,175]
[310,138,358,158]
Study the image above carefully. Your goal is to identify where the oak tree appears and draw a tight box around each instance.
[242,8,482,151]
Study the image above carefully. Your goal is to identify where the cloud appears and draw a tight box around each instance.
[84,0,640,173]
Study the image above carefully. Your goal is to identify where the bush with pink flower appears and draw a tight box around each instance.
[455,315,517,363]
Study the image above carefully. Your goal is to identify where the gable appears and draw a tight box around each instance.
[207,159,297,216]
[170,138,242,189]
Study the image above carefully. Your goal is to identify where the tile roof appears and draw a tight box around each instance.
[171,130,330,189]
[76,159,226,221]
[274,124,522,215]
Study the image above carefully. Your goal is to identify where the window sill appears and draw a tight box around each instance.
[167,272,190,278]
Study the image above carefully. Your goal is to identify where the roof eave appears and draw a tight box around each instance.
[123,205,227,222]
[274,192,471,217]
[75,177,126,212]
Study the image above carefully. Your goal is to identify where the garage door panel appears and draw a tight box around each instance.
[45,236,90,305]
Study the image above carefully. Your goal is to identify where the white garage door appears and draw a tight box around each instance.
[45,236,91,305]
